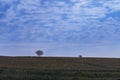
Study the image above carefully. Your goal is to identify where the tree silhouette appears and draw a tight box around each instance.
[79,55,82,58]
[35,50,43,57]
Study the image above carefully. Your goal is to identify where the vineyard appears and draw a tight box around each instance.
[0,56,120,80]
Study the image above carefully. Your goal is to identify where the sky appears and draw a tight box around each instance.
[0,0,120,57]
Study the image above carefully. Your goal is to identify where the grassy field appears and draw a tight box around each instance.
[0,56,120,80]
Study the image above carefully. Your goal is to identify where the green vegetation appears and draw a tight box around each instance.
[0,57,120,80]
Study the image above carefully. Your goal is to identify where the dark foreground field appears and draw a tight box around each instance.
[0,56,120,80]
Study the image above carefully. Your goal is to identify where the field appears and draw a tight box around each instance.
[0,56,120,80]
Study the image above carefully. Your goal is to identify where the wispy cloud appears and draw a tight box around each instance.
[0,0,120,43]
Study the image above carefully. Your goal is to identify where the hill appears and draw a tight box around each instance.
[0,56,120,70]
[0,56,120,80]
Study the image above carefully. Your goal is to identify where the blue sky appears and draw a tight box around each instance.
[0,0,120,57]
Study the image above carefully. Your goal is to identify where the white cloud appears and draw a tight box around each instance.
[103,0,120,12]
[0,0,120,43]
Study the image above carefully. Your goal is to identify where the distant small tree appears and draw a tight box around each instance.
[79,55,82,58]
[35,50,43,57]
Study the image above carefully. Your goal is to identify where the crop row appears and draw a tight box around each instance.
[0,68,120,80]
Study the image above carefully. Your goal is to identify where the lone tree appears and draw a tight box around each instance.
[35,50,43,57]
[79,55,82,58]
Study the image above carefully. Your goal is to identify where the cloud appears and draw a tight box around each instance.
[0,0,120,43]
[103,0,120,12]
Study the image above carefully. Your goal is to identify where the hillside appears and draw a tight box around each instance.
[0,56,120,80]
[0,57,120,70]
